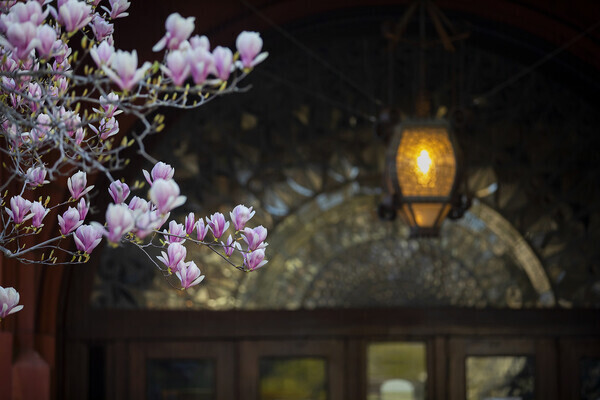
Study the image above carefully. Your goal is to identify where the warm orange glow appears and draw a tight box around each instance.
[416,149,432,175]
[395,125,456,198]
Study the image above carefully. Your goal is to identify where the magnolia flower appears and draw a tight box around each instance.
[221,234,236,257]
[26,166,48,187]
[67,171,93,200]
[213,46,233,81]
[189,35,209,51]
[104,203,134,243]
[31,113,51,140]
[128,196,149,213]
[236,31,266,68]
[105,0,130,19]
[89,116,119,140]
[57,0,93,33]
[77,198,89,220]
[163,220,185,243]
[153,12,195,52]
[230,204,255,231]
[0,286,23,320]
[30,201,48,228]
[103,50,151,91]
[157,242,187,273]
[242,225,268,251]
[27,82,42,113]
[133,209,164,239]
[4,21,39,59]
[73,223,103,254]
[149,179,186,215]
[108,181,130,204]
[206,212,229,239]
[97,92,122,118]
[160,50,190,86]
[188,47,214,85]
[5,195,32,224]
[6,1,47,25]
[143,161,174,185]
[89,14,113,42]
[243,248,268,271]
[176,260,204,289]
[58,207,83,235]
[194,218,208,241]
[90,40,114,67]
[36,24,56,58]
[184,213,195,235]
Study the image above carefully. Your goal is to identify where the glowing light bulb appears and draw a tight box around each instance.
[416,149,432,175]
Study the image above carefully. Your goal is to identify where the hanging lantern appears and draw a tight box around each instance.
[380,119,463,237]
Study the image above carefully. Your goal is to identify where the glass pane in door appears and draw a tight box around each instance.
[367,342,427,400]
[466,356,534,400]
[259,357,328,400]
[147,359,215,400]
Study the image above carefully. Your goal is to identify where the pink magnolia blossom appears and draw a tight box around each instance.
[152,12,195,52]
[242,225,268,251]
[128,196,149,213]
[143,161,174,185]
[89,116,119,140]
[27,82,42,113]
[31,113,51,140]
[5,195,32,224]
[0,286,23,320]
[149,178,186,215]
[176,260,204,289]
[187,47,214,85]
[4,21,39,59]
[184,212,195,235]
[189,35,209,51]
[35,24,56,58]
[212,46,233,81]
[243,248,268,271]
[67,171,93,200]
[103,50,151,91]
[230,204,255,231]
[26,166,48,187]
[160,50,190,86]
[77,198,88,220]
[56,0,93,33]
[194,218,208,241]
[206,212,229,239]
[157,242,187,273]
[104,203,134,243]
[97,92,122,118]
[108,181,130,204]
[163,220,185,243]
[132,209,164,239]
[104,0,130,19]
[73,223,103,254]
[221,234,236,257]
[1,1,47,30]
[30,201,48,228]
[58,207,83,235]
[236,31,265,68]
[52,38,71,63]
[74,126,85,145]
[90,40,114,67]
[89,14,113,42]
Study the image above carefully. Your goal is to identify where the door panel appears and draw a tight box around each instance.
[129,341,234,400]
[240,340,345,400]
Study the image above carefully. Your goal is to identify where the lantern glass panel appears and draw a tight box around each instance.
[395,126,456,198]
[402,203,451,229]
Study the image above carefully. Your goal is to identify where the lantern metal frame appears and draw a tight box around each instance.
[379,117,468,237]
